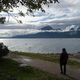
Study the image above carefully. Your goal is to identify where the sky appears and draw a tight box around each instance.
[0,0,80,37]
[0,0,80,25]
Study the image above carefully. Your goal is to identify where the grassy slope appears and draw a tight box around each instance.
[16,52,80,68]
[0,58,70,80]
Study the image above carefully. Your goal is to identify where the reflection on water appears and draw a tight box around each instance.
[0,38,80,53]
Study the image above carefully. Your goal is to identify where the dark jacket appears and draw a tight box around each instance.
[60,52,68,65]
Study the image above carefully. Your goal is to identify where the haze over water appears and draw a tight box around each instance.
[0,38,80,54]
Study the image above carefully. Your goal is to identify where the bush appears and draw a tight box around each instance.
[0,43,9,57]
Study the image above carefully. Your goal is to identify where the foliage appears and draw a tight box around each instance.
[0,43,9,58]
[0,0,59,23]
[0,0,59,13]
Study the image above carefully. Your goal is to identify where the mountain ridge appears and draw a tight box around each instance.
[12,31,80,38]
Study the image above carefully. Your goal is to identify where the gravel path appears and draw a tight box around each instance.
[7,54,80,80]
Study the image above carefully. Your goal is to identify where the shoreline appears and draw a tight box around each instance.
[12,50,80,56]
[10,51,80,62]
[7,51,80,68]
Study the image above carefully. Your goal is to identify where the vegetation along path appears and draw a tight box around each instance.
[7,53,80,80]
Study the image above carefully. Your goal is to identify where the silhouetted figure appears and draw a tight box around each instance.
[60,48,68,75]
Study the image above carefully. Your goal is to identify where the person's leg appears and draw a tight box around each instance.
[64,64,66,75]
[60,64,63,74]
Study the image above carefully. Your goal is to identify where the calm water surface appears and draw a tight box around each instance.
[0,38,80,53]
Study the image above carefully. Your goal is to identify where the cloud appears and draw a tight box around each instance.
[0,0,80,28]
[0,29,42,37]
[0,0,80,37]
[0,24,79,37]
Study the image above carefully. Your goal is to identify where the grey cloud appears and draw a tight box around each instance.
[42,16,80,25]
[0,0,80,28]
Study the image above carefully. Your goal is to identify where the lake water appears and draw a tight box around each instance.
[0,38,80,54]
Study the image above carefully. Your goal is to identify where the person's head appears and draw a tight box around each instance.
[62,48,67,53]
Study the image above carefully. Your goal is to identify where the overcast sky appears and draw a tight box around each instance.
[0,0,80,37]
[0,0,80,27]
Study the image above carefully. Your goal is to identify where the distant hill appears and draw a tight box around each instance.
[40,25,53,30]
[12,24,80,38]
[0,24,80,38]
[12,31,80,38]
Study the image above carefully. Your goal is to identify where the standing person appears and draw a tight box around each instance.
[60,48,68,75]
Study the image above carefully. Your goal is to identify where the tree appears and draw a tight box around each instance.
[0,0,59,23]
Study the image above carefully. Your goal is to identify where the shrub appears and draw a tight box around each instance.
[0,42,9,58]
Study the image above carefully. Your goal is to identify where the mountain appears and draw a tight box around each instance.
[12,31,80,38]
[40,25,53,30]
[0,24,80,38]
[12,24,80,38]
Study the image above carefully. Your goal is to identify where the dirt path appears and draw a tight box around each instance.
[7,54,80,80]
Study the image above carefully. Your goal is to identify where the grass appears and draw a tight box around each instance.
[68,60,80,68]
[15,51,80,68]
[16,51,59,62]
[0,58,71,80]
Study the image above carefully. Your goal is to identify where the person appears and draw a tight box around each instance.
[60,48,68,75]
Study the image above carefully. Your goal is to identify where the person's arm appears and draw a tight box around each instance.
[60,53,62,61]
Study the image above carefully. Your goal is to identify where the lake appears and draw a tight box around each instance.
[0,38,80,54]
